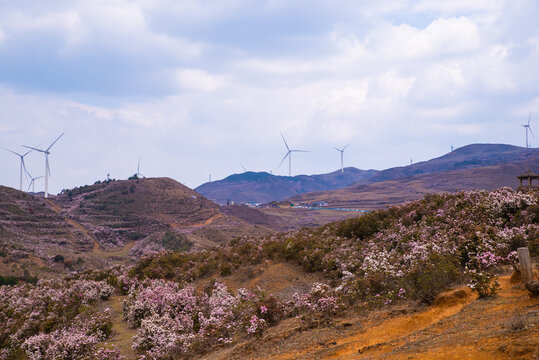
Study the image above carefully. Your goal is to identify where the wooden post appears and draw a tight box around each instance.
[517,247,533,281]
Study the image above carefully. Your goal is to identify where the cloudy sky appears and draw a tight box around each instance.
[0,0,538,194]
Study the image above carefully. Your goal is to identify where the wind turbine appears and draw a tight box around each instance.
[277,133,309,176]
[22,133,64,198]
[333,143,350,173]
[241,163,247,173]
[136,157,145,178]
[522,113,534,148]
[27,174,45,193]
[0,147,32,191]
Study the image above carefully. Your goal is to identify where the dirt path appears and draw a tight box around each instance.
[171,213,224,228]
[103,295,138,359]
[45,198,101,250]
[205,275,538,360]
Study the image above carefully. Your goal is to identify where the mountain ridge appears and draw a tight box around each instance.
[195,167,378,205]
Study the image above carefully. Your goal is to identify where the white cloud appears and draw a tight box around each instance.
[0,0,538,189]
[175,68,225,92]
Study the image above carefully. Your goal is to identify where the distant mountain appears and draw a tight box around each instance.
[357,144,539,185]
[289,144,539,209]
[195,168,379,205]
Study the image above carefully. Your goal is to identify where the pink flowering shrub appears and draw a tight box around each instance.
[246,315,266,336]
[0,279,117,359]
[288,283,340,327]
[124,280,274,358]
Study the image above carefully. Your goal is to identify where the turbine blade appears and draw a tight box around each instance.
[342,143,350,151]
[332,146,341,152]
[241,163,247,172]
[22,145,46,153]
[529,126,534,137]
[277,152,290,168]
[27,179,33,192]
[280,133,290,151]
[528,113,531,126]
[291,150,310,153]
[0,146,22,157]
[46,132,64,151]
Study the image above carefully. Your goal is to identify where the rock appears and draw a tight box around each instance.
[524,280,539,297]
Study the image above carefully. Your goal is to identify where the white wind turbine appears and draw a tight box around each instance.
[333,143,350,173]
[0,147,32,191]
[522,113,534,148]
[241,163,247,173]
[277,133,309,177]
[27,174,45,193]
[23,133,64,198]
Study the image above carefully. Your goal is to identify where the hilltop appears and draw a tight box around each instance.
[0,178,280,278]
[53,177,278,254]
[195,168,378,205]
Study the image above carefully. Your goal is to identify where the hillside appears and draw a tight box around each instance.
[1,187,537,359]
[289,146,539,209]
[358,143,539,185]
[195,168,378,205]
[52,177,278,254]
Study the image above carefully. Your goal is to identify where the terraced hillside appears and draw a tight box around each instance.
[0,185,95,278]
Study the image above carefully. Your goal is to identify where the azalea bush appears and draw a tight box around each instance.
[0,279,118,359]
[123,280,287,359]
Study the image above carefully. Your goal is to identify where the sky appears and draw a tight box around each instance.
[0,0,538,194]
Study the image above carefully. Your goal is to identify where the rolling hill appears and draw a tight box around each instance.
[289,145,539,209]
[195,168,378,205]
[356,143,539,185]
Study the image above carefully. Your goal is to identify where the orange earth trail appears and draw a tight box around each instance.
[171,213,224,228]
[268,275,538,360]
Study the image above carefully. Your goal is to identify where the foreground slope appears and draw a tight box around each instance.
[1,187,537,359]
[195,168,378,205]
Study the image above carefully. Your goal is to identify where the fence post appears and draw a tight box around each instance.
[517,247,533,282]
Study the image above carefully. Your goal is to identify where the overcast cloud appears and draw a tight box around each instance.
[0,0,538,194]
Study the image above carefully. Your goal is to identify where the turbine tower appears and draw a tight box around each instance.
[136,157,145,178]
[333,143,350,173]
[23,133,64,198]
[522,113,534,148]
[0,147,32,191]
[277,133,309,176]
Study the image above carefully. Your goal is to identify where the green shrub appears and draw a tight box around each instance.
[467,270,500,298]
[406,254,460,303]
[0,275,18,286]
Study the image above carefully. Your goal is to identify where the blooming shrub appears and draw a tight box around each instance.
[467,269,501,298]
[0,279,117,359]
